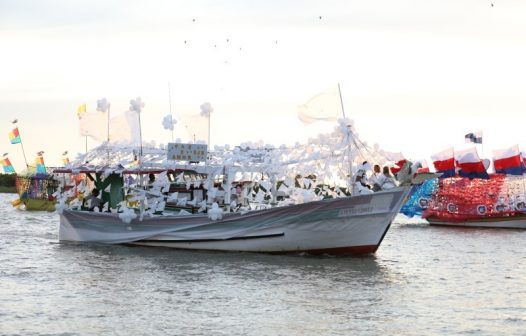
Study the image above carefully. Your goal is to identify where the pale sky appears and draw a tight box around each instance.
[1,0,526,168]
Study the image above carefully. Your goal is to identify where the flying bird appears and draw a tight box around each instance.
[319,16,322,20]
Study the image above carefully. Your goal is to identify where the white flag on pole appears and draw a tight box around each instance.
[297,86,340,124]
[109,111,141,146]
[180,113,209,143]
[79,110,140,146]
[79,111,108,141]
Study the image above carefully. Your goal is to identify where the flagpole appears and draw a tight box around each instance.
[19,137,28,169]
[338,83,353,189]
[168,82,174,141]
[77,103,89,162]
[138,110,143,159]
[107,103,111,160]
[13,122,28,168]
[107,104,111,143]
[338,83,346,118]
[136,105,144,212]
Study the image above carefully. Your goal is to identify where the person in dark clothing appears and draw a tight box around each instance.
[148,173,156,187]
[83,188,103,211]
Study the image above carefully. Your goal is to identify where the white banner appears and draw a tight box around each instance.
[167,143,208,162]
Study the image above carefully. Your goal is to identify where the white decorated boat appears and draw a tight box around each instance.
[59,187,409,255]
[55,109,416,255]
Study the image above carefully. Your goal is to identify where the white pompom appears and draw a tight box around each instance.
[207,202,223,220]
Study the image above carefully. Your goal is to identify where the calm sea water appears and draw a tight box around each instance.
[1,193,525,336]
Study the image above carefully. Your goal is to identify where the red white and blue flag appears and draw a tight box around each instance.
[493,145,525,175]
[456,147,489,179]
[431,147,456,178]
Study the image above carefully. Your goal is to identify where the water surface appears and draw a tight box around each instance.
[1,194,525,335]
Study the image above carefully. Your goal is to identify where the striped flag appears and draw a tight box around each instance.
[430,147,456,178]
[35,152,46,174]
[9,127,21,144]
[456,147,489,179]
[493,145,525,175]
[1,157,15,173]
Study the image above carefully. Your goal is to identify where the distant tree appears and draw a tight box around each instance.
[0,174,16,187]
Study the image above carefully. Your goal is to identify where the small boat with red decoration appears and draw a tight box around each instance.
[401,145,526,229]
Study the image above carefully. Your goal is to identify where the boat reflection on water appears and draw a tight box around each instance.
[53,240,393,286]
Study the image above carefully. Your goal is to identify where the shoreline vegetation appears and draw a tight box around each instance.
[0,174,16,193]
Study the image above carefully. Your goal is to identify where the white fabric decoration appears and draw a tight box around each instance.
[208,203,223,220]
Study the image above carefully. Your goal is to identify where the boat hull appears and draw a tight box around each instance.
[12,197,56,211]
[59,187,409,255]
[426,215,526,229]
[23,198,56,212]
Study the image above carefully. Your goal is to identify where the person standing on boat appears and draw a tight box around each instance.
[377,166,398,190]
[369,164,382,192]
[353,162,373,195]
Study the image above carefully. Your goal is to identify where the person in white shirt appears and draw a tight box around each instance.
[353,162,374,195]
[377,166,398,190]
